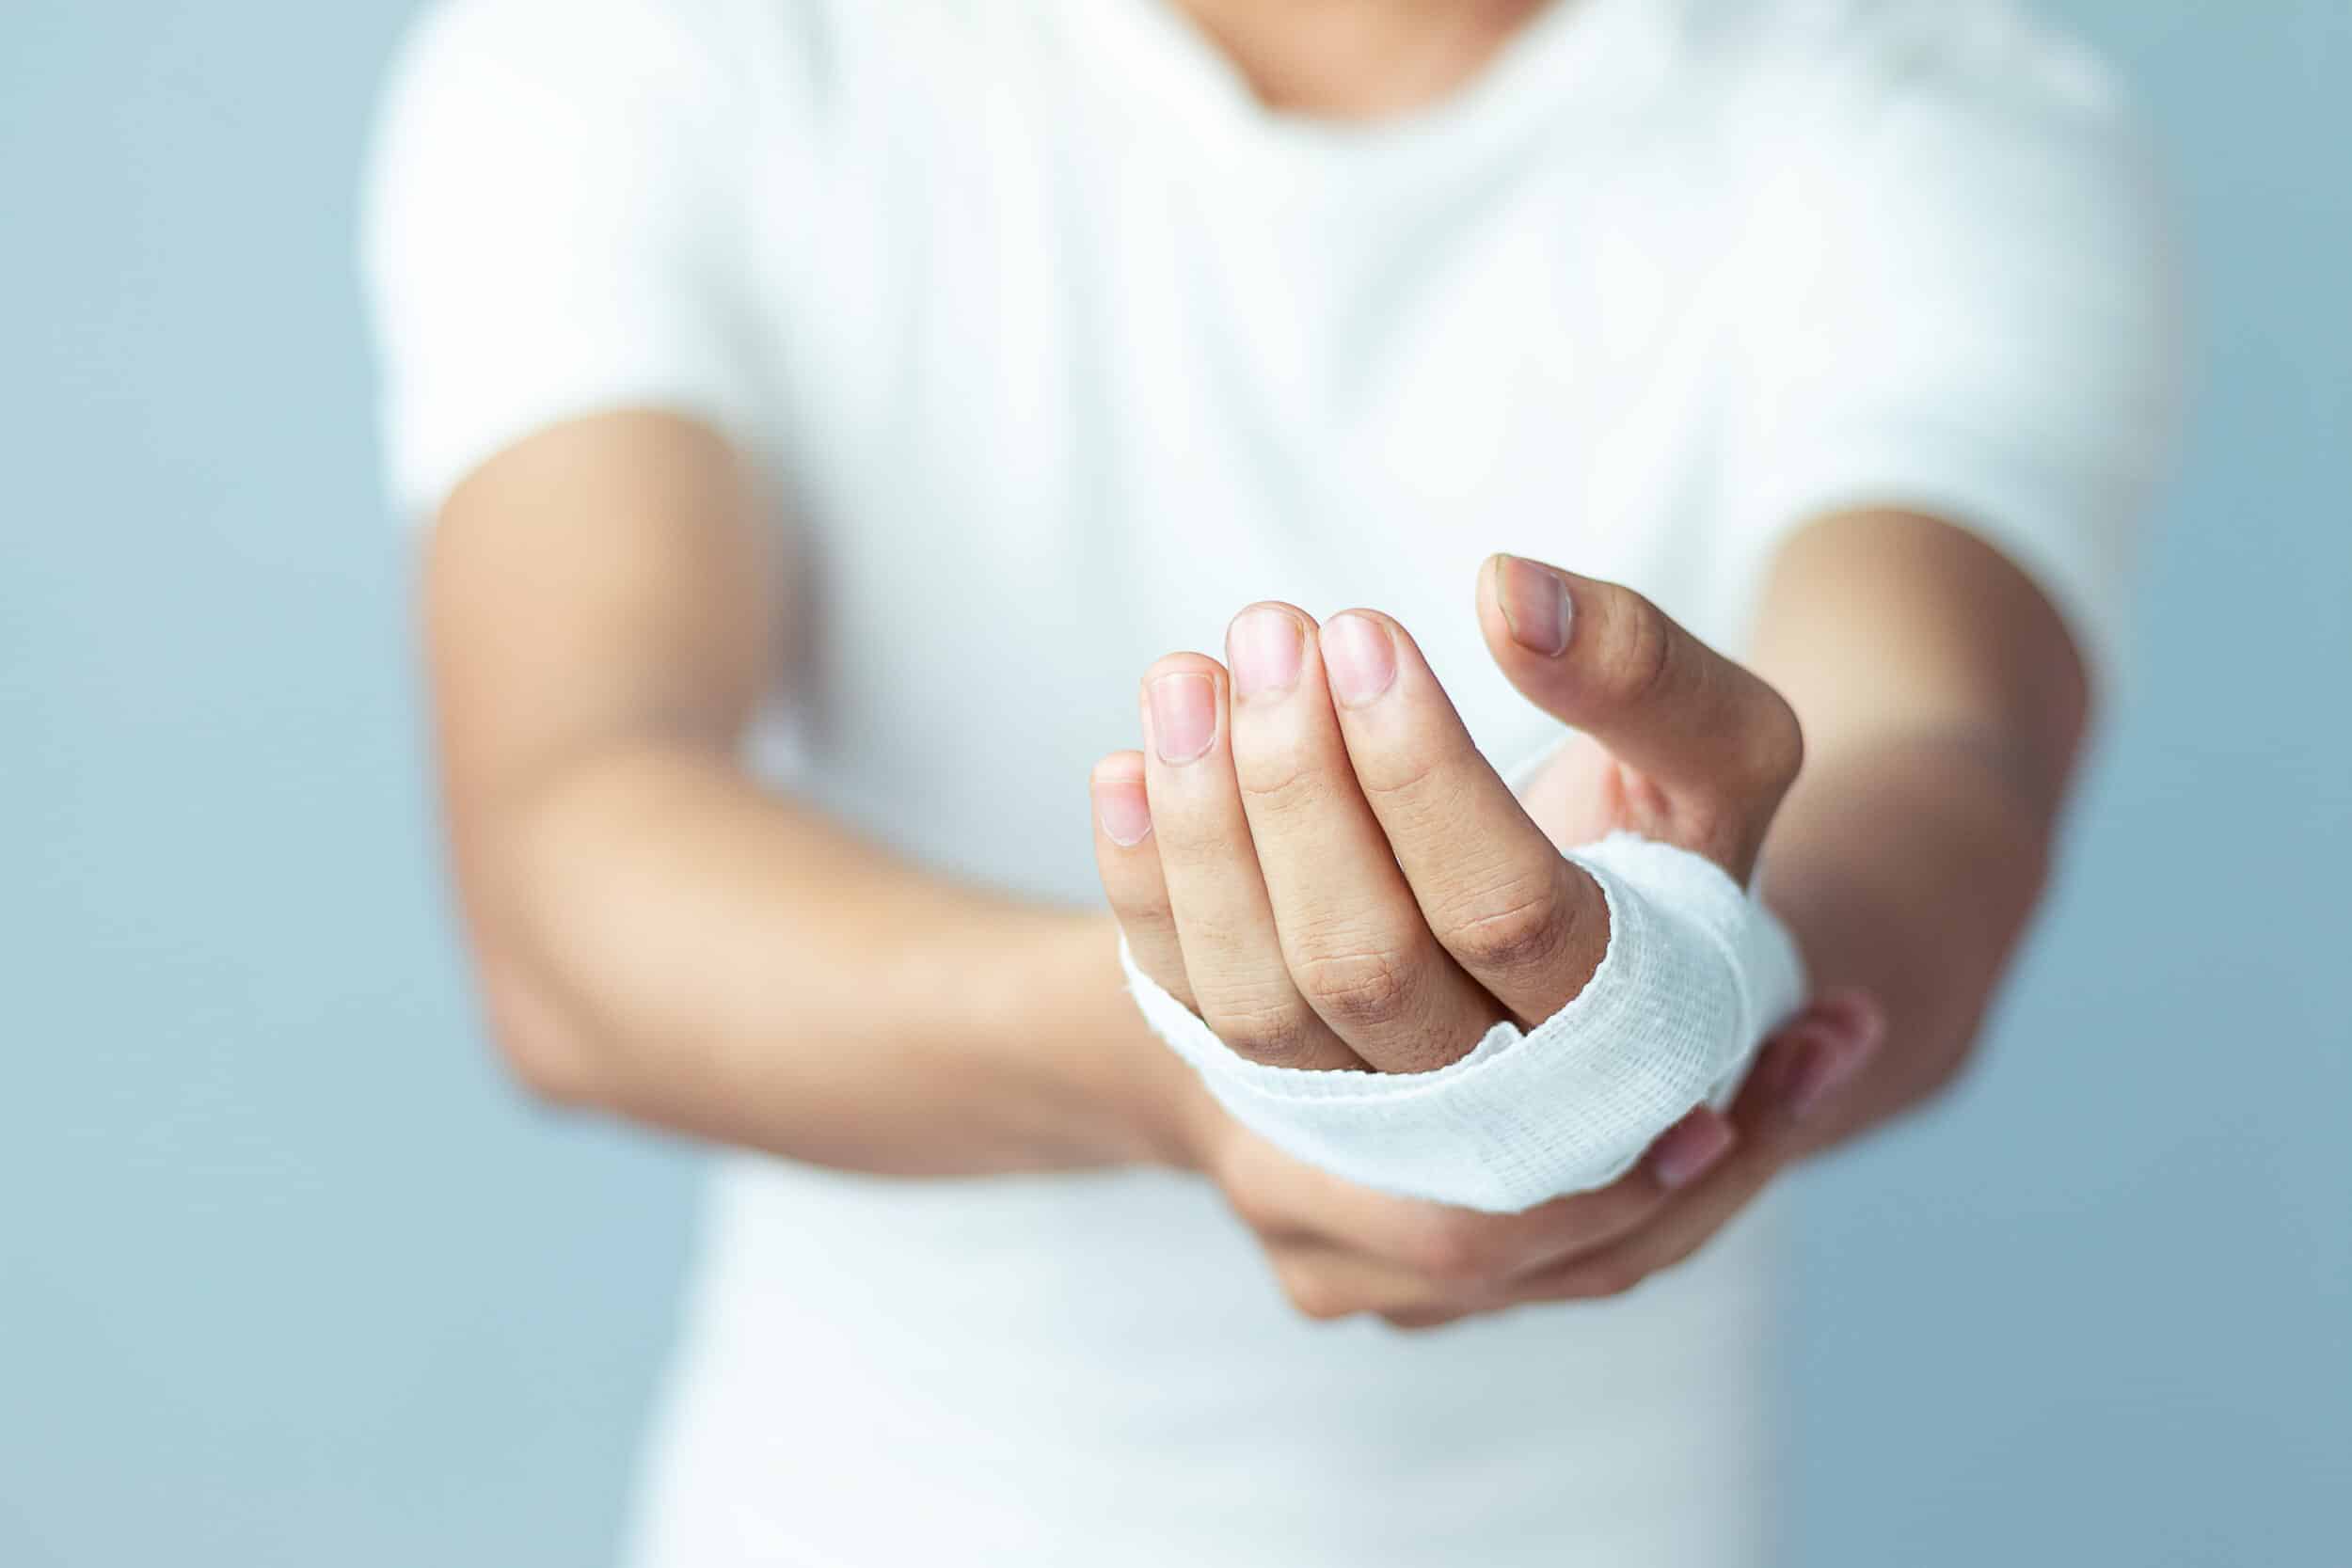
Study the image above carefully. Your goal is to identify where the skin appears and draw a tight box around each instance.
[418,0,2090,1331]
[426,411,2081,1332]
[1176,0,1553,119]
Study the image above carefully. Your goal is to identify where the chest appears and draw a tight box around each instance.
[737,65,1759,841]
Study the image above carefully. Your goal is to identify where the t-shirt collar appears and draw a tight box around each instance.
[1057,0,1688,177]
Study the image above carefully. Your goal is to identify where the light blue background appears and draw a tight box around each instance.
[3,4,2344,1563]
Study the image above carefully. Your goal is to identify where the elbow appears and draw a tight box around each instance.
[1888,975,2010,1126]
[1911,1028,1983,1112]
[1905,816,2060,1116]
[476,956,611,1111]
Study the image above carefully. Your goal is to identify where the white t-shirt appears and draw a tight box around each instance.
[361,2,2179,1563]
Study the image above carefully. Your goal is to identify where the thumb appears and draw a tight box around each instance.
[1478,551,1803,822]
[1740,987,1886,1132]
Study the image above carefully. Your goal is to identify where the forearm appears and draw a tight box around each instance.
[464,732,1205,1177]
[1738,510,2090,1156]
[1760,724,2058,1155]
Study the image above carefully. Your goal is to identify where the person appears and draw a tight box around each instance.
[359,0,2181,1562]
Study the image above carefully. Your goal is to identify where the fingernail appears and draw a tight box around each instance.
[1783,1030,1879,1124]
[1497,555,1570,657]
[1147,673,1217,763]
[1093,777,1152,847]
[1322,613,1397,707]
[1228,608,1304,701]
[1650,1109,1736,1190]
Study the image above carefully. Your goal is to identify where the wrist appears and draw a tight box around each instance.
[1009,911,1225,1174]
[1085,914,1228,1174]
[1101,930,1232,1175]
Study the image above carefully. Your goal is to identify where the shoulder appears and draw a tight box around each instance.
[365,0,866,168]
[1707,0,2160,204]
[359,0,846,300]
[1699,0,2135,111]
[1692,0,2179,344]
[358,0,842,517]
[371,0,1021,114]
[372,0,769,126]
[1694,2,2185,692]
[361,0,1035,216]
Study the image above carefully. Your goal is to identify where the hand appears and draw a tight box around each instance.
[1090,553,1883,1323]
[1186,986,1883,1330]
[1091,555,1804,1073]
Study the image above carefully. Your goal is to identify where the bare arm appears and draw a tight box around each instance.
[424,411,1198,1175]
[1748,508,2090,1154]
[421,408,2096,1323]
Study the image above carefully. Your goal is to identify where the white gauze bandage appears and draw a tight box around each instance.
[1121,832,1806,1213]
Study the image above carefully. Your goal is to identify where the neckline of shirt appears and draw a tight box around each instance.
[1057,0,1687,181]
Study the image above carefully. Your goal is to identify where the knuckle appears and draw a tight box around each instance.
[1673,798,1755,880]
[1406,1216,1505,1285]
[1440,877,1570,975]
[1568,1255,1648,1301]
[1279,1267,1356,1323]
[1109,892,1176,937]
[1292,943,1422,1033]
[1223,1181,1281,1235]
[1524,1191,1634,1256]
[1233,746,1328,816]
[1150,811,1239,862]
[1350,742,1450,810]
[1645,1234,1705,1283]
[1746,689,1805,791]
[1207,998,1322,1069]
[1596,591,1676,711]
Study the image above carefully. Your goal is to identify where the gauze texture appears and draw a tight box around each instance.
[1122,832,1806,1212]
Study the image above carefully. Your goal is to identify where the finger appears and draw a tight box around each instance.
[1090,750,1194,1011]
[1219,1113,1727,1284]
[1508,1011,1881,1306]
[1474,1106,1739,1278]
[1225,603,1503,1073]
[1379,1307,1472,1333]
[1318,610,1610,1026]
[1269,1243,1470,1323]
[1141,654,1361,1070]
[1508,1112,1788,1306]
[1478,554,1803,878]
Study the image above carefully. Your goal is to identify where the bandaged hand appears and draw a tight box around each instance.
[1092,555,1883,1323]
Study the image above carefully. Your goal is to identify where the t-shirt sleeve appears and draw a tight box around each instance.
[1723,34,2187,693]
[358,0,769,521]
